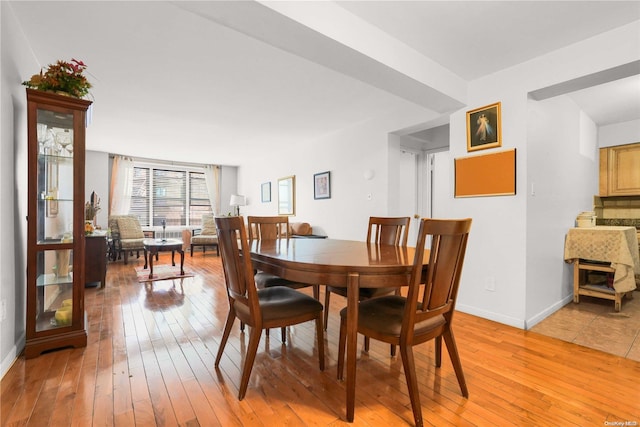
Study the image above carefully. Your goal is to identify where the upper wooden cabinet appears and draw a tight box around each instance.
[599,142,640,196]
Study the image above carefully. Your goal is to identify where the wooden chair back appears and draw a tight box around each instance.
[406,218,472,330]
[215,216,260,322]
[247,216,289,241]
[366,216,410,246]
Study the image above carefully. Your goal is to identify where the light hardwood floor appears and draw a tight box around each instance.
[2,253,639,426]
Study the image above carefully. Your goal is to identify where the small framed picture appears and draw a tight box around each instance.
[261,182,271,203]
[467,102,501,152]
[314,171,331,200]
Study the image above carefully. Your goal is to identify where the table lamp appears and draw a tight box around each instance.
[230,194,246,216]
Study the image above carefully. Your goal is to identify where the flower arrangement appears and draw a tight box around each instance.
[85,191,101,222]
[22,58,91,98]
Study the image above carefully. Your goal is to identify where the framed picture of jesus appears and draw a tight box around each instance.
[466,102,501,152]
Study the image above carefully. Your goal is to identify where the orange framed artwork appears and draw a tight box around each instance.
[467,102,501,152]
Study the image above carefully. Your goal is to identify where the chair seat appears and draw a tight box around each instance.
[120,238,145,250]
[234,286,323,323]
[340,295,446,337]
[191,235,218,244]
[327,285,396,300]
[255,272,309,290]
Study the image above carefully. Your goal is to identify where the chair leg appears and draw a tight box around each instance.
[238,326,262,400]
[337,317,347,380]
[399,344,423,427]
[323,290,331,330]
[281,327,286,343]
[442,328,468,398]
[312,284,320,300]
[215,309,236,367]
[190,244,194,257]
[124,250,129,264]
[364,336,370,352]
[435,335,442,367]
[315,316,325,371]
[390,344,396,357]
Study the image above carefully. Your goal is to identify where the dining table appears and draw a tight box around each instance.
[250,237,429,422]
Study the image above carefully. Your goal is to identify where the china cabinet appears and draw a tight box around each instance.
[25,89,92,358]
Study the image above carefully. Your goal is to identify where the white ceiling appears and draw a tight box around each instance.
[9,1,640,165]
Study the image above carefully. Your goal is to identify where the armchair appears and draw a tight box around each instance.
[190,214,219,256]
[108,215,147,265]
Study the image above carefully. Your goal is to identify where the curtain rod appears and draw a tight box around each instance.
[108,153,219,169]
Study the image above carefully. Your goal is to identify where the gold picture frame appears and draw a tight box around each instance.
[467,102,501,152]
[277,175,295,216]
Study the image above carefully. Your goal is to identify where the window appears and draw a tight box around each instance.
[128,162,212,227]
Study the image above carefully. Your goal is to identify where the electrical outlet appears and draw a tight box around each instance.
[485,277,496,292]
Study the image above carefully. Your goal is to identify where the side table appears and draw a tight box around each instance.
[143,238,185,279]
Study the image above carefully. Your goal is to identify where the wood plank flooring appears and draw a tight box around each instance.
[2,252,639,426]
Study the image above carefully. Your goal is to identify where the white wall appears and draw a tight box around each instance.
[85,151,109,228]
[238,105,435,240]
[1,2,34,376]
[525,97,598,327]
[599,118,640,148]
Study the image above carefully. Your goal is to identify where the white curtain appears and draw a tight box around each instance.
[204,164,220,215]
[109,155,134,215]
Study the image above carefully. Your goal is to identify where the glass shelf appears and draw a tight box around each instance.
[36,272,74,287]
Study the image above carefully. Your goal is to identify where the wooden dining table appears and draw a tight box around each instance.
[250,238,429,422]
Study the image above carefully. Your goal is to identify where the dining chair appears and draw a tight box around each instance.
[214,216,325,400]
[324,216,410,355]
[247,216,320,342]
[337,218,472,427]
[248,216,320,296]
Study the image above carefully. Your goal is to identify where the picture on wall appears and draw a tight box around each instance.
[261,182,271,203]
[313,171,331,200]
[467,102,501,152]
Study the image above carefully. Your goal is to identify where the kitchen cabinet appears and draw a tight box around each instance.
[599,142,640,196]
[25,89,92,358]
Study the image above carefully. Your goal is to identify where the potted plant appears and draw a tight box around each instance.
[22,58,92,98]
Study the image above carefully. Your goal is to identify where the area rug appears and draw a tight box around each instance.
[135,264,194,283]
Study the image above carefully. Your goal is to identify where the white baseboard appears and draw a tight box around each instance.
[1,332,25,380]
[456,304,525,329]
[525,294,573,330]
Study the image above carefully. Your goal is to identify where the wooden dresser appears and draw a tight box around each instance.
[85,233,108,287]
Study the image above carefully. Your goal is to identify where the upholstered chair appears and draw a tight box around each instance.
[108,215,147,265]
[190,214,219,256]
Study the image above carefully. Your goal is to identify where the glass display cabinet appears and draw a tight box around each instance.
[25,89,92,358]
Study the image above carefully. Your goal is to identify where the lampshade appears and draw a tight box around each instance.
[230,194,246,206]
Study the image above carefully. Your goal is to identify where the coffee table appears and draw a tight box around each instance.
[143,238,184,279]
